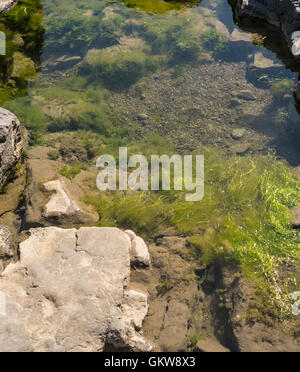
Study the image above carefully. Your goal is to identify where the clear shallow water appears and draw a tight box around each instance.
[0,1,299,316]
[1,0,300,163]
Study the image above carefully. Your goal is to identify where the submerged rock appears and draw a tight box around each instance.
[232,89,255,101]
[231,128,247,140]
[0,227,152,352]
[195,339,230,353]
[294,81,300,104]
[290,203,300,227]
[0,108,23,189]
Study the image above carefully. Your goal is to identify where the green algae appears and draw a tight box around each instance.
[0,0,44,105]
[117,0,200,14]
[85,147,300,309]
[82,46,162,89]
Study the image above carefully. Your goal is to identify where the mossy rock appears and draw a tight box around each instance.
[11,51,35,79]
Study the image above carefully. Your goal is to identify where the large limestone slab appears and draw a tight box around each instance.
[0,227,152,352]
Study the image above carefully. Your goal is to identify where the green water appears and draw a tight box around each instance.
[0,0,300,312]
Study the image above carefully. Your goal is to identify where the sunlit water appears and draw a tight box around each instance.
[1,0,300,163]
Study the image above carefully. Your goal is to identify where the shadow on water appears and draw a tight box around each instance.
[227,0,300,165]
[0,0,44,105]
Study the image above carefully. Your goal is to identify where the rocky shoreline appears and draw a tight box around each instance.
[232,0,300,57]
[0,0,299,353]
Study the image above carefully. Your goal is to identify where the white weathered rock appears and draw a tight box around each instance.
[0,227,152,352]
[0,108,23,189]
[0,225,12,259]
[121,290,149,331]
[0,0,15,14]
[125,230,151,268]
[43,180,80,218]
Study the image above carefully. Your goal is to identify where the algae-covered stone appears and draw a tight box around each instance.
[0,108,22,189]
[11,52,36,80]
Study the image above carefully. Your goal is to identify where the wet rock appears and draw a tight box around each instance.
[224,268,300,352]
[0,225,12,259]
[292,37,300,57]
[230,143,251,155]
[229,97,242,108]
[59,137,88,162]
[45,56,82,71]
[159,301,191,352]
[0,227,152,352]
[43,180,80,218]
[230,29,253,43]
[232,90,255,101]
[0,108,23,189]
[247,52,284,86]
[194,339,230,353]
[231,128,247,140]
[294,81,300,104]
[290,204,300,228]
[137,113,149,121]
[11,52,35,79]
[234,0,300,58]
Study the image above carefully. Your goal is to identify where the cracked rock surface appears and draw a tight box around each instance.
[0,227,152,352]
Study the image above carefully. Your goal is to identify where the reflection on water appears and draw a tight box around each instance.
[0,0,299,163]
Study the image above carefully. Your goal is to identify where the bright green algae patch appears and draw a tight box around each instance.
[118,0,201,14]
[85,146,300,308]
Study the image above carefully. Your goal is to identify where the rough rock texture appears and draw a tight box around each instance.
[205,264,300,352]
[195,339,230,353]
[136,236,299,352]
[43,180,80,218]
[125,230,151,268]
[0,227,152,352]
[233,0,300,57]
[0,225,12,259]
[24,146,98,227]
[0,0,15,14]
[0,108,23,189]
